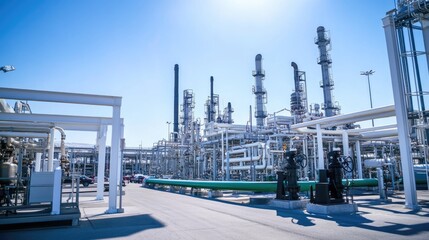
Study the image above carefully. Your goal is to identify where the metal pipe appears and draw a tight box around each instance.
[48,128,55,172]
[292,105,395,129]
[145,178,378,192]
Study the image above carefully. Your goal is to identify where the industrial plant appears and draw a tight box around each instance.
[0,0,428,235]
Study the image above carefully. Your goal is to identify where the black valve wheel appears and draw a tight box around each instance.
[341,156,354,172]
[295,154,308,168]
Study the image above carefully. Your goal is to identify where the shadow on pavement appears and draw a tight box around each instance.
[2,214,165,240]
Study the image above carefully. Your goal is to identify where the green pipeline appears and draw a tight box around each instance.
[144,178,378,192]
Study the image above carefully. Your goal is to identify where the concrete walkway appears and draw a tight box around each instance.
[2,184,429,240]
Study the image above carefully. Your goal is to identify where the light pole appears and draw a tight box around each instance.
[1,65,15,73]
[166,121,171,141]
[361,70,375,127]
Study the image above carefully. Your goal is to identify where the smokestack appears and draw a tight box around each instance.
[174,64,179,141]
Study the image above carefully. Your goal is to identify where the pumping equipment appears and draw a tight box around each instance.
[314,148,354,204]
[276,149,307,200]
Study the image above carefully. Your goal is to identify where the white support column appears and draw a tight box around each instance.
[342,130,349,157]
[48,128,55,172]
[383,15,419,209]
[303,137,309,178]
[221,131,224,181]
[420,15,429,73]
[51,167,62,215]
[355,140,363,179]
[96,125,107,200]
[107,106,121,213]
[35,152,42,172]
[316,124,324,171]
[226,131,230,181]
[118,119,125,213]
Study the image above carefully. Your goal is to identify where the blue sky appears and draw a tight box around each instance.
[1,0,397,147]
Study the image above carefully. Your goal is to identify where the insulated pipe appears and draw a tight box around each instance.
[356,140,363,179]
[359,129,398,139]
[291,105,395,129]
[316,124,324,171]
[48,128,55,172]
[54,127,66,162]
[0,132,49,138]
[0,99,15,113]
[342,130,349,157]
[35,152,42,172]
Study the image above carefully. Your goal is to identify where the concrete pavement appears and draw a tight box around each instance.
[2,183,429,240]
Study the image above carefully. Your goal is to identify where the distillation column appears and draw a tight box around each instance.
[174,64,179,142]
[253,54,268,128]
[315,26,340,117]
[290,62,308,123]
[182,89,195,144]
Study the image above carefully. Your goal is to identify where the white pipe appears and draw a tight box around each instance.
[347,124,397,133]
[360,129,398,139]
[35,152,42,172]
[228,149,247,155]
[51,167,62,215]
[225,156,263,163]
[0,99,15,113]
[291,105,395,129]
[316,124,324,171]
[356,140,363,178]
[54,127,66,162]
[229,164,273,171]
[221,131,224,180]
[48,128,55,172]
[226,131,230,181]
[342,130,349,157]
[0,132,49,138]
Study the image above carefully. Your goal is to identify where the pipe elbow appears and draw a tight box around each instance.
[291,62,298,70]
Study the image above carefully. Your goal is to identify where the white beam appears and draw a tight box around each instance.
[0,112,113,125]
[0,87,121,106]
[0,132,48,138]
